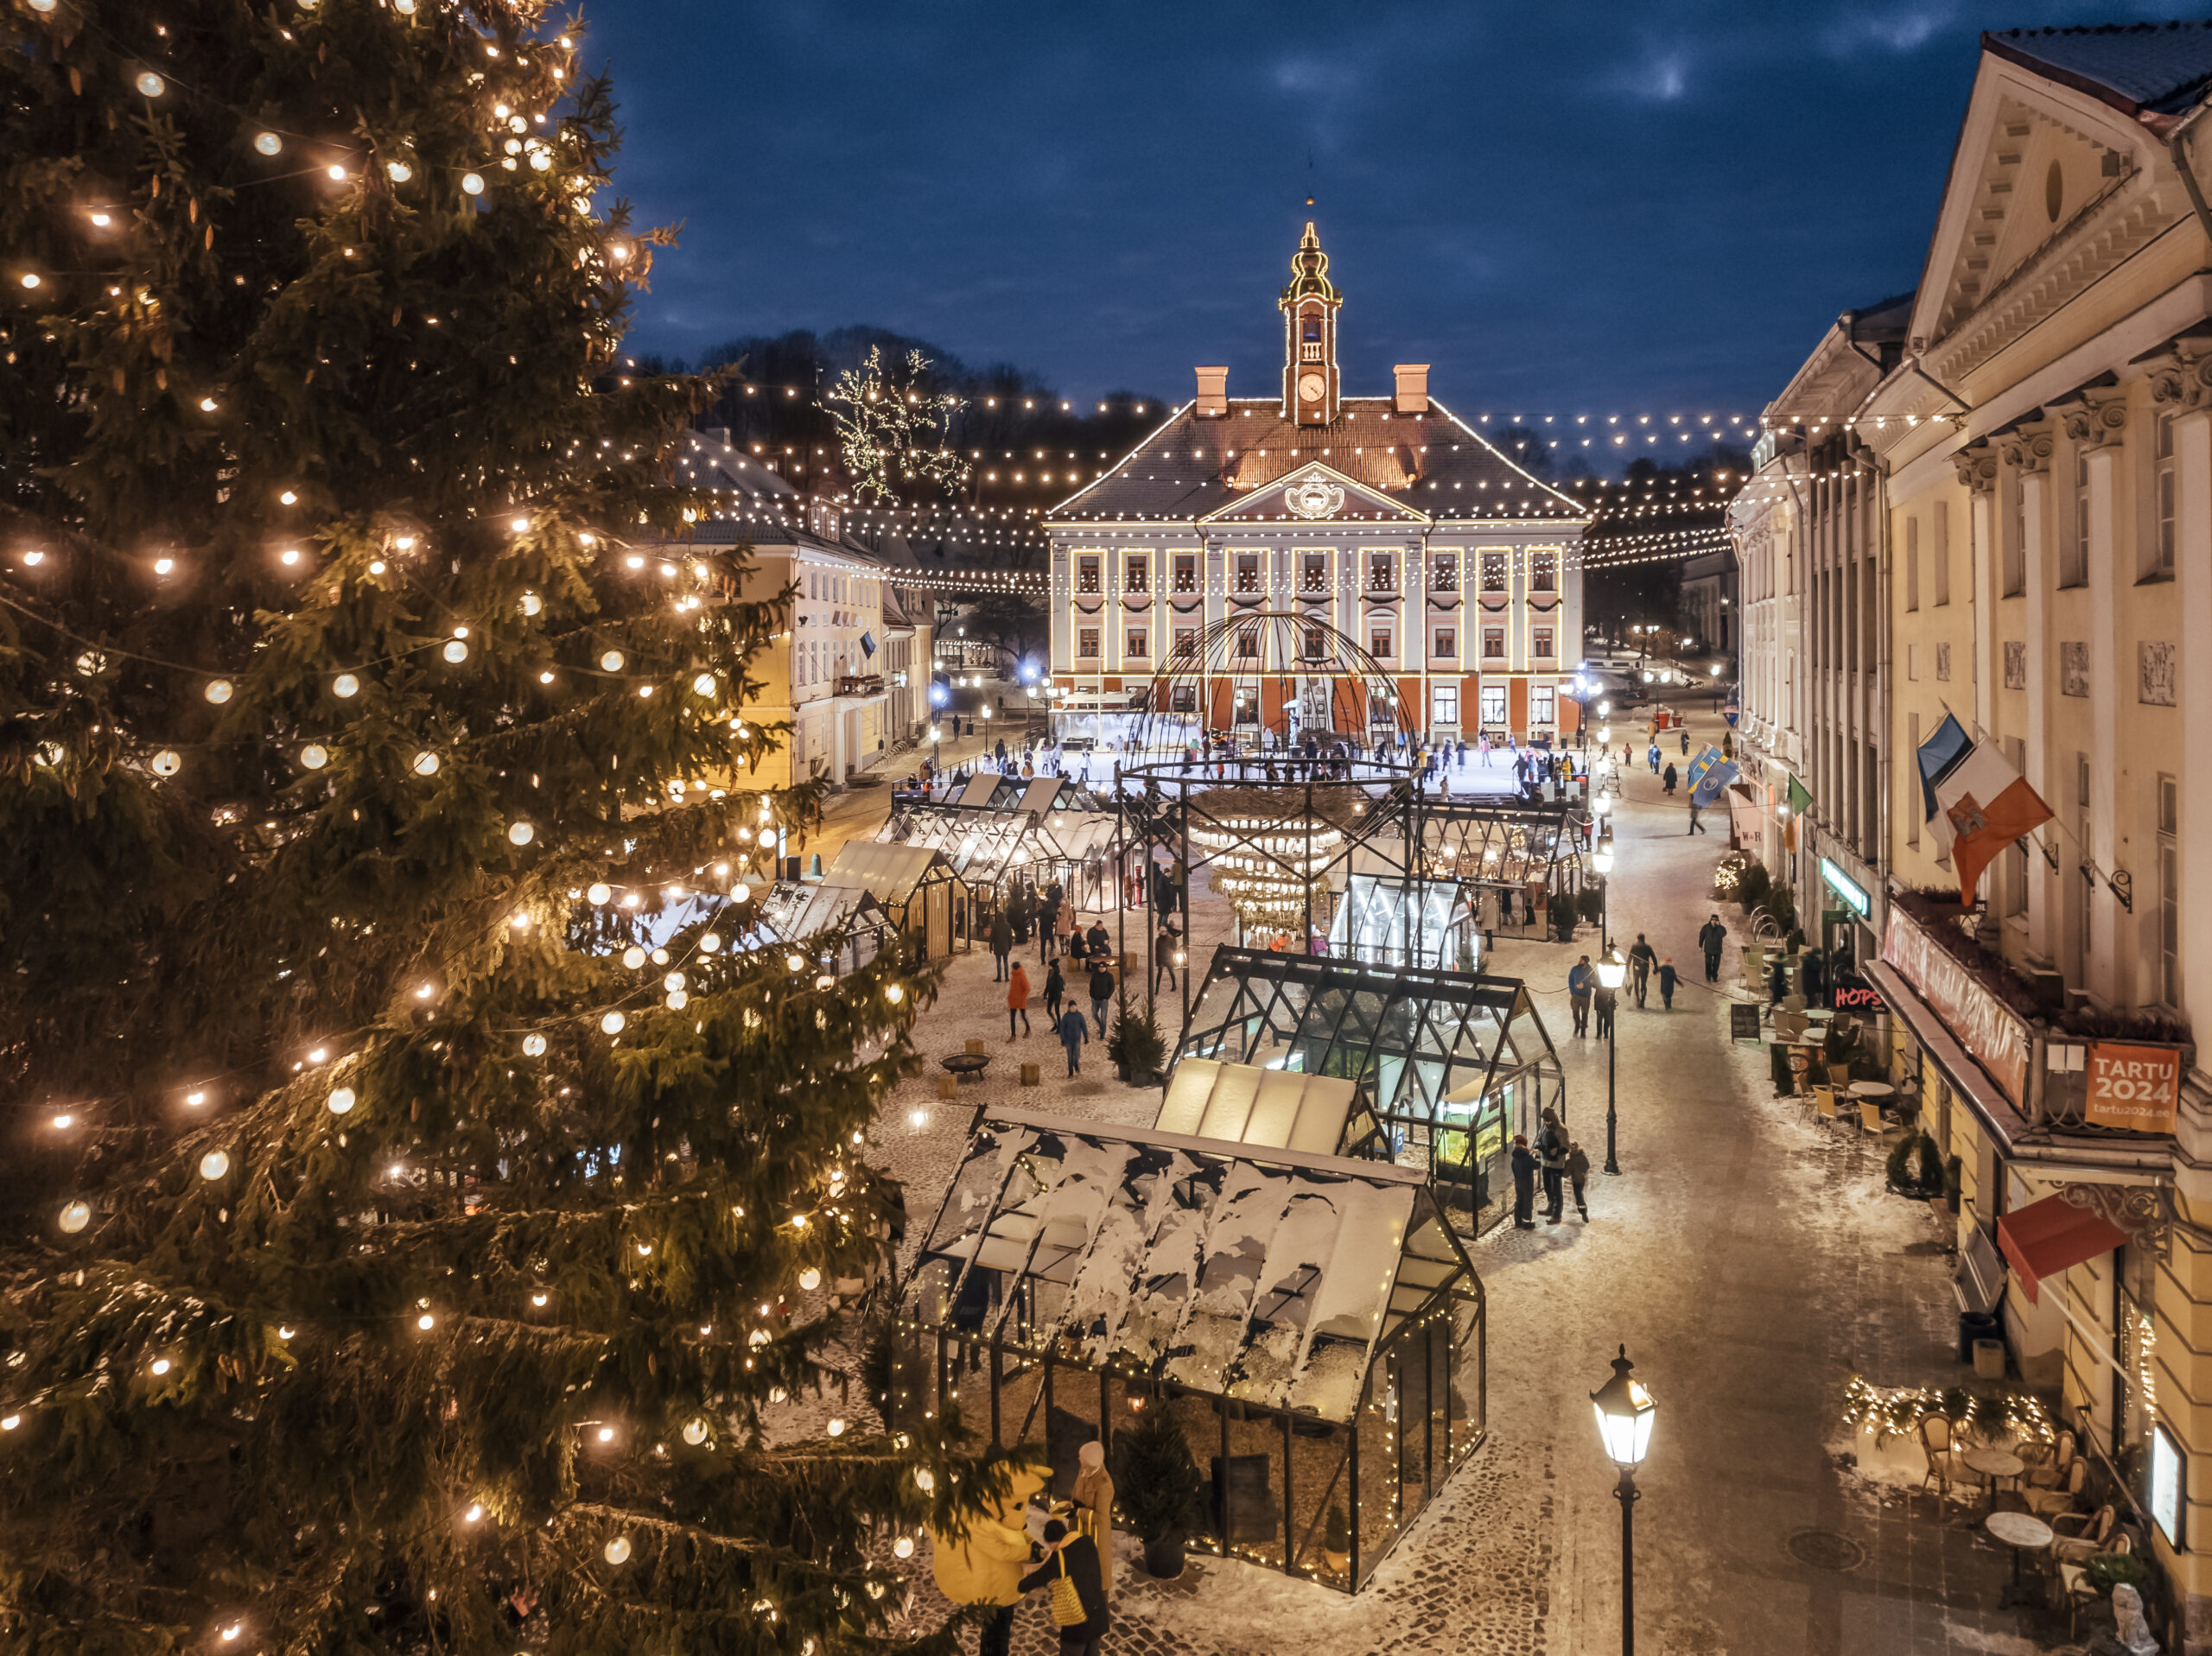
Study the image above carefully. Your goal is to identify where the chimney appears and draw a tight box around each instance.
[1393,365,1430,415]
[1194,365,1229,417]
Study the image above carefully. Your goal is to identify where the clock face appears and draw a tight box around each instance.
[1298,371,1326,403]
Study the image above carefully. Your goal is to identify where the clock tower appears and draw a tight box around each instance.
[1279,220,1342,426]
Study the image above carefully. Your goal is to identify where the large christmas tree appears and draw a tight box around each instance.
[0,3,1008,1651]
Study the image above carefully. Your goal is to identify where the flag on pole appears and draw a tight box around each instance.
[1916,714,2052,906]
[1786,774,1814,819]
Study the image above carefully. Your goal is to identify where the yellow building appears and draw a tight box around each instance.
[1839,25,2212,1641]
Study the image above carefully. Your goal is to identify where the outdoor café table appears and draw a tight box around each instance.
[940,1053,991,1086]
[1984,1510,2053,1608]
[1963,1445,2028,1512]
[1850,1081,1897,1101]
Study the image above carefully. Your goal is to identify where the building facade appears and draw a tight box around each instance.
[1042,225,1588,747]
[1731,294,1911,958]
[645,433,938,788]
[1676,547,1739,657]
[1753,27,2212,1646]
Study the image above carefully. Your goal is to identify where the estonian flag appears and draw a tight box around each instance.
[1916,713,2052,906]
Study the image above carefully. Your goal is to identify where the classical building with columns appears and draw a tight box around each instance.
[1745,26,2212,1646]
[1042,224,1588,747]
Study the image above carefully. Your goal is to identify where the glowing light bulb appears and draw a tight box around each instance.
[300,744,328,770]
[786,955,804,972]
[186,1091,206,1107]
[386,161,411,182]
[692,673,717,697]
[596,1426,615,1443]
[798,1268,821,1291]
[333,673,359,698]
[442,639,467,663]
[522,1034,547,1056]
[464,1502,482,1522]
[664,989,687,1010]
[601,1012,626,1035]
[326,164,346,181]
[700,931,722,952]
[198,397,216,412]
[461,172,485,195]
[600,650,625,672]
[827,1418,846,1437]
[510,517,529,534]
[893,1536,915,1558]
[50,1114,72,1130]
[417,1313,435,1330]
[886,983,905,1004]
[204,679,233,704]
[199,1150,230,1180]
[520,591,542,616]
[507,821,534,846]
[136,72,165,97]
[622,946,645,969]
[151,749,181,777]
[327,1087,355,1115]
[0,1415,19,1431]
[587,882,612,904]
[730,884,751,904]
[603,1536,631,1564]
[531,1292,548,1307]
[154,557,175,574]
[412,752,439,777]
[56,1200,89,1234]
[254,131,283,155]
[150,1358,171,1376]
[683,1418,708,1445]
[278,490,297,505]
[663,971,685,993]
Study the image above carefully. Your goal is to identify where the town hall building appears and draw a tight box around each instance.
[1043,223,1590,747]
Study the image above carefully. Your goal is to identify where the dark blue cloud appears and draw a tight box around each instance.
[585,0,2182,416]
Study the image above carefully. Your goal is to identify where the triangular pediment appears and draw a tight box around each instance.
[1201,461,1427,526]
[1911,55,2164,365]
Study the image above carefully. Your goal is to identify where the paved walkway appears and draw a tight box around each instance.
[793,696,2080,1655]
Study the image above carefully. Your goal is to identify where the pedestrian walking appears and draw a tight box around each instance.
[1681,728,1691,755]
[1662,761,1678,796]
[1802,948,1827,1010]
[1510,1133,1537,1229]
[1538,1108,1568,1223]
[1698,913,1727,982]
[1018,1517,1108,1656]
[1043,960,1066,1024]
[1687,799,1706,834]
[1069,1441,1116,1595]
[1007,962,1032,1039]
[1629,934,1656,1006]
[1770,954,1790,1006]
[1648,741,1660,774]
[1056,899,1078,959]
[1055,1005,1090,1076]
[989,912,1013,982]
[1658,955,1678,1009]
[1566,1141,1592,1220]
[1593,981,1617,1038]
[1152,922,1180,991]
[1567,954,1594,1037]
[1088,963,1116,1037]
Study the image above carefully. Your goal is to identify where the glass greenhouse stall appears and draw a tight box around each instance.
[817,841,974,961]
[1174,949,1566,1233]
[1330,849,1483,972]
[892,1107,1484,1590]
[1412,801,1589,943]
[878,778,1123,913]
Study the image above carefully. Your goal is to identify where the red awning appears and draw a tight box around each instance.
[1996,1193,2130,1304]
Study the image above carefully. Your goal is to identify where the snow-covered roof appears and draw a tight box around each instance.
[877,793,1120,894]
[1154,1058,1361,1156]
[899,1107,1477,1421]
[822,841,957,902]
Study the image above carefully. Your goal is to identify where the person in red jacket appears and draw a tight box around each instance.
[1007,961,1032,1039]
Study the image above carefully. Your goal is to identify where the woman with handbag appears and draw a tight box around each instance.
[1069,1440,1116,1594]
[1019,1518,1108,1656]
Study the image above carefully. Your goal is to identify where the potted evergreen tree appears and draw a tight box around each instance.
[1323,1502,1351,1576]
[1113,1404,1205,1578]
[1107,993,1166,1087]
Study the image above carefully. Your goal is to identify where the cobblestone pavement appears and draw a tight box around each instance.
[795,701,2080,1654]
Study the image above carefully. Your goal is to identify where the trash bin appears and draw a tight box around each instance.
[1974,1339,2008,1381]
[1958,1310,2001,1363]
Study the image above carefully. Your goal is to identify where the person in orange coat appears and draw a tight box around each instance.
[1007,961,1032,1039]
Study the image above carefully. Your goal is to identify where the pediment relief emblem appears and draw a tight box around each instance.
[1284,475,1345,519]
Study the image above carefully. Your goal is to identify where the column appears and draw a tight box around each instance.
[2015,440,2053,960]
[2182,406,2212,1090]
[2085,445,2123,1007]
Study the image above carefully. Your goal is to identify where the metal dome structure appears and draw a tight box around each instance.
[1130,611,1414,754]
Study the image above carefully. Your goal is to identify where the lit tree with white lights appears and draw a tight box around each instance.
[823,346,970,504]
[0,3,1014,1652]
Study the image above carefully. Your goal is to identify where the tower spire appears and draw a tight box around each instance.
[1279,222,1343,425]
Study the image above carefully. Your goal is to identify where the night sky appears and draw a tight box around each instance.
[587,0,2183,426]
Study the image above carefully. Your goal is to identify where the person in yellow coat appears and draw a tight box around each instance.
[930,1462,1047,1656]
[1068,1439,1116,1595]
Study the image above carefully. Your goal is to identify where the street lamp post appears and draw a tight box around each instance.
[1590,1346,1657,1656]
[1595,942,1624,1176]
[1591,823,1615,952]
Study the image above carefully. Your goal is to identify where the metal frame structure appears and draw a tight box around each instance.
[892,1106,1484,1592]
[1128,611,1414,758]
[1414,800,1592,944]
[1174,947,1567,1232]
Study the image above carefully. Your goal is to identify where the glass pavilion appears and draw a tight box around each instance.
[879,777,1123,914]
[893,1106,1484,1591]
[1173,948,1566,1231]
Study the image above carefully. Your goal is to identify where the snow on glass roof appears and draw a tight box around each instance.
[899,1107,1476,1422]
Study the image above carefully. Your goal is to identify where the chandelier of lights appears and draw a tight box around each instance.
[1187,803,1345,929]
